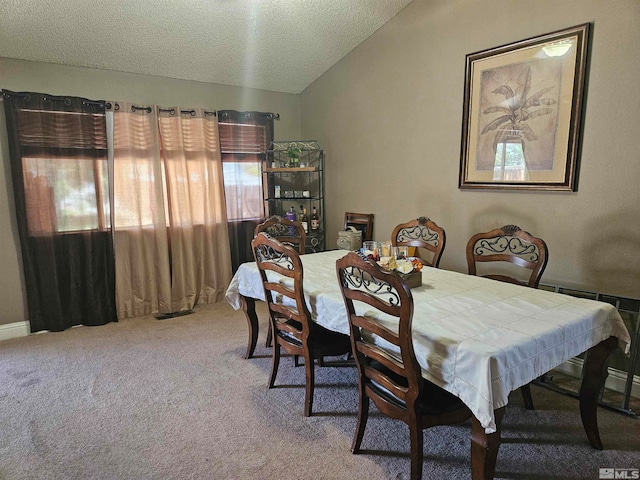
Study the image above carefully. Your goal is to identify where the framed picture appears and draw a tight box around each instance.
[459,23,590,191]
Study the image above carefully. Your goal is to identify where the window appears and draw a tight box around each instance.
[218,111,274,221]
[221,161,263,221]
[15,108,110,234]
[22,155,109,232]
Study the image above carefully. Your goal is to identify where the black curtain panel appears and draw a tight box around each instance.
[218,110,274,271]
[226,220,260,271]
[2,90,117,332]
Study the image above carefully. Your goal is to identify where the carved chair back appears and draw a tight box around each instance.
[391,216,446,268]
[254,215,306,254]
[466,225,548,288]
[252,232,310,342]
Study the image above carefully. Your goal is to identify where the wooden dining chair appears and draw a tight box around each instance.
[336,252,472,480]
[254,215,306,254]
[466,224,549,410]
[252,233,351,417]
[466,224,548,288]
[255,216,306,349]
[344,212,374,242]
[391,216,446,268]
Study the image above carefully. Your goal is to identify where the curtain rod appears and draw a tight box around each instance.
[2,90,105,108]
[218,111,279,120]
[106,103,218,117]
[6,95,280,120]
[131,105,152,113]
[157,107,216,117]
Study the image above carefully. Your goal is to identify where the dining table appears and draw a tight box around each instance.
[225,249,632,480]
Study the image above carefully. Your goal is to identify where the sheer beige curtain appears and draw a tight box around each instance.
[108,102,172,318]
[158,107,232,310]
[107,102,232,319]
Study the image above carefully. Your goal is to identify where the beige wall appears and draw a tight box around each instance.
[2,0,639,326]
[0,57,300,326]
[301,0,640,298]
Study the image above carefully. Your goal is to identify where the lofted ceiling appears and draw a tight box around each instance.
[0,0,413,94]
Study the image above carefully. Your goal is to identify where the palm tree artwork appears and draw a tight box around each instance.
[478,61,559,180]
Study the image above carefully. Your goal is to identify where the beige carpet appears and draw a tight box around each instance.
[1,301,638,480]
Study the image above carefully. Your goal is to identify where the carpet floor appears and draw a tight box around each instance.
[1,301,638,480]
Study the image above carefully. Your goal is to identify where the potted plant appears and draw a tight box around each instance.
[286,144,302,167]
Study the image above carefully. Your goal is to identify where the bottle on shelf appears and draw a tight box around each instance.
[285,206,297,235]
[311,205,319,232]
[285,206,296,221]
[299,205,308,233]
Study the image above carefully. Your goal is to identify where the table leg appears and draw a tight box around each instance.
[240,295,259,359]
[471,407,505,480]
[579,336,618,450]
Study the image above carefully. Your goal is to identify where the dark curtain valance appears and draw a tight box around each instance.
[218,110,274,155]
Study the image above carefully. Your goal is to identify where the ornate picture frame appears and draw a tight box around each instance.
[459,23,590,191]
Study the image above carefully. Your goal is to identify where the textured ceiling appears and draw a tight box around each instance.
[0,0,413,94]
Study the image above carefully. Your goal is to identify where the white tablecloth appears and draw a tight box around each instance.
[225,250,632,433]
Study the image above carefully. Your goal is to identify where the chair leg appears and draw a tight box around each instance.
[240,296,259,359]
[265,321,273,348]
[268,342,281,389]
[352,389,369,453]
[304,354,315,417]
[408,420,424,480]
[294,355,300,367]
[521,383,534,410]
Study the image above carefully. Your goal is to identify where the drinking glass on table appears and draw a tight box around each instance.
[362,241,380,261]
[380,241,392,258]
[392,246,408,260]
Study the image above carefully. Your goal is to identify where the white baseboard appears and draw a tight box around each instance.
[0,321,30,342]
[554,358,640,398]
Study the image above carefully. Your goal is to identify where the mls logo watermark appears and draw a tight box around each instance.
[600,468,640,479]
